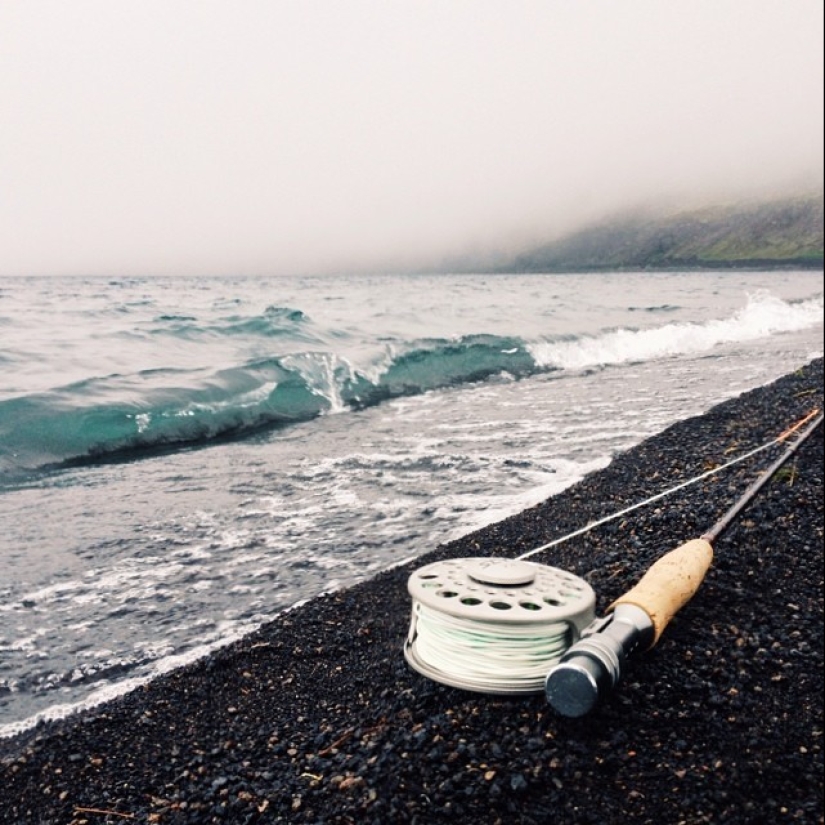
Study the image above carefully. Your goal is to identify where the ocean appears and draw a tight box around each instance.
[0,269,822,738]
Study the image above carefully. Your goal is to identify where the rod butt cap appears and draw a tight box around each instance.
[545,658,602,718]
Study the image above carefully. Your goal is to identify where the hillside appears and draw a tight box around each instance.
[507,193,824,272]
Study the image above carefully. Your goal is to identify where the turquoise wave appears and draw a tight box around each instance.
[4,288,821,478]
[0,335,538,476]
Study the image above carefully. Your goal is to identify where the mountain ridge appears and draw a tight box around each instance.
[486,192,824,273]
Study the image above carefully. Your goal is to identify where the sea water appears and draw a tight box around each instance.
[0,270,822,736]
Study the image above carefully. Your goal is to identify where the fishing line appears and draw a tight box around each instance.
[404,408,821,697]
[517,407,820,562]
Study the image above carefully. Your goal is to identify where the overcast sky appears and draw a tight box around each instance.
[1,1,822,277]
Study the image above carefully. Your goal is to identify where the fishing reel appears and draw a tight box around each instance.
[404,557,596,695]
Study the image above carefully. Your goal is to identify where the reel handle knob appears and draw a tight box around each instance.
[609,537,714,646]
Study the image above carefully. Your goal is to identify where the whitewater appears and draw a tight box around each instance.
[0,269,822,737]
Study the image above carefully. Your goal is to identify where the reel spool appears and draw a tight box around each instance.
[404,557,596,694]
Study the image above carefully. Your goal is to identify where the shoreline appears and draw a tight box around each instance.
[3,359,823,824]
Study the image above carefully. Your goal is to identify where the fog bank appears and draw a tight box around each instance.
[1,1,822,276]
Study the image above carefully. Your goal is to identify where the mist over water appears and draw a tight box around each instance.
[1,2,822,277]
[0,270,822,737]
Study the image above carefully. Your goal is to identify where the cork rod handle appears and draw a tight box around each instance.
[609,538,714,646]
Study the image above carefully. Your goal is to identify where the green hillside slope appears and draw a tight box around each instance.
[509,193,823,272]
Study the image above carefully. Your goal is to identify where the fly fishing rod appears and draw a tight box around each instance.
[545,408,822,716]
[404,409,822,714]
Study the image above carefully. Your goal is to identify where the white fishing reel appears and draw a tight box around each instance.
[404,557,596,694]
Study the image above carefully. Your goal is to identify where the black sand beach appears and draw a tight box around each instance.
[3,359,823,825]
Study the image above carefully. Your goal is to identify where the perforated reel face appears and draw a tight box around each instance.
[404,557,597,694]
[407,557,596,635]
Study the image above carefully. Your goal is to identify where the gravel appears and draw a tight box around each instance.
[2,359,823,824]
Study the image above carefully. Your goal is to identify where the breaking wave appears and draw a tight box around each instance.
[1,291,820,476]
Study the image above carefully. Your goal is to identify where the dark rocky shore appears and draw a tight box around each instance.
[3,360,823,825]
